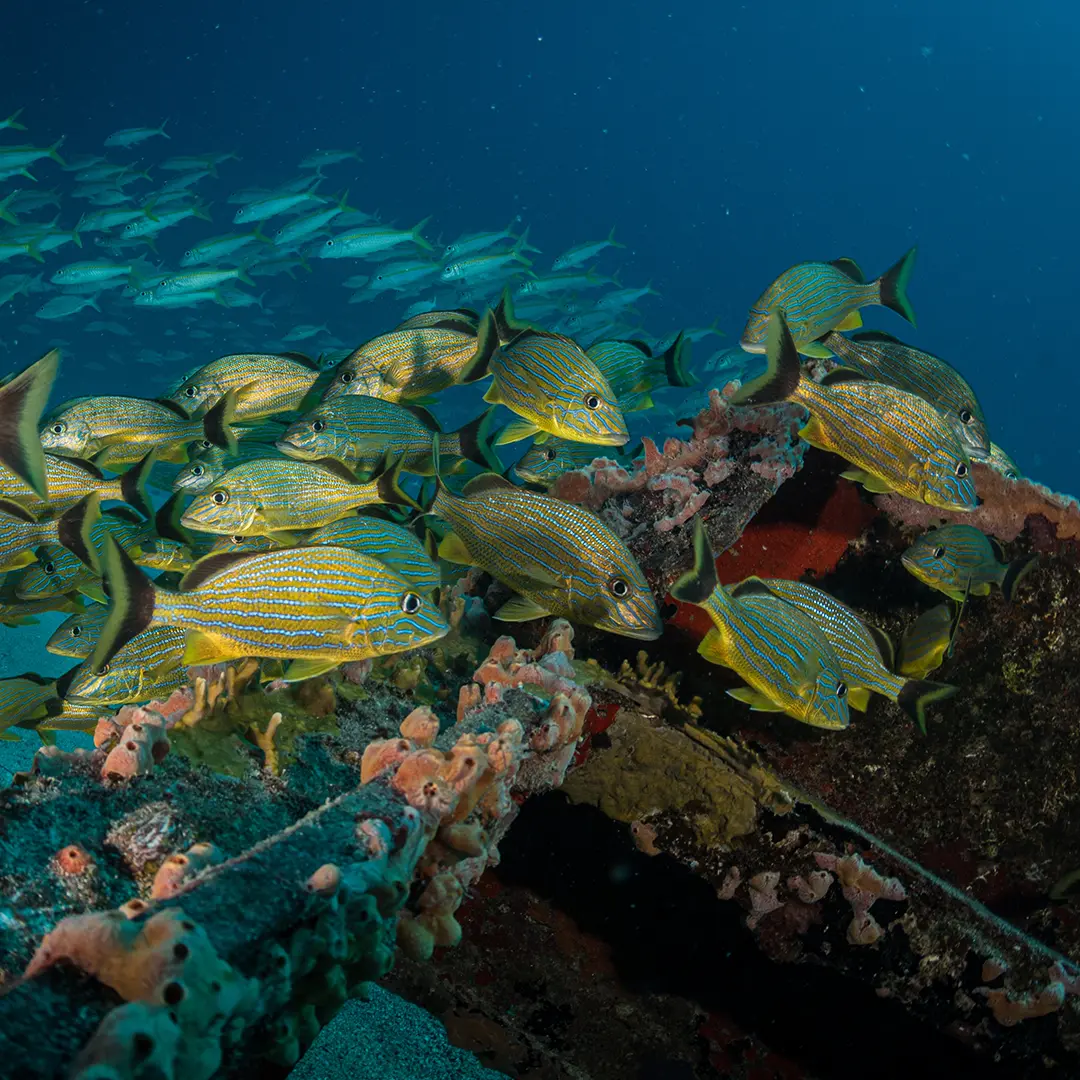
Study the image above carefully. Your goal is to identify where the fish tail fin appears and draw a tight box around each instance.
[119,449,158,520]
[0,192,17,226]
[670,516,720,606]
[510,234,533,268]
[375,454,423,512]
[154,492,193,546]
[70,224,82,249]
[877,245,918,327]
[237,268,256,287]
[48,138,66,166]
[88,296,101,313]
[90,533,158,674]
[452,407,502,472]
[24,241,44,264]
[1002,553,1039,603]
[159,118,171,139]
[411,216,435,252]
[252,224,273,244]
[0,348,59,500]
[607,225,625,249]
[57,492,103,574]
[660,330,696,387]
[491,287,531,345]
[459,308,500,383]
[202,388,238,454]
[517,225,542,254]
[5,108,26,131]
[897,678,957,734]
[729,313,801,405]
[192,201,212,222]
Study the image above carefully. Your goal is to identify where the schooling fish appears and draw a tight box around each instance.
[180,456,419,536]
[0,450,155,519]
[159,354,319,421]
[433,471,661,640]
[820,330,990,459]
[896,603,961,680]
[0,348,60,500]
[741,249,917,356]
[586,332,695,411]
[277,396,500,475]
[987,443,1020,480]
[733,313,978,511]
[172,444,286,495]
[479,328,628,447]
[901,524,1038,602]
[672,518,850,730]
[40,392,236,467]
[514,438,639,488]
[47,604,111,658]
[321,314,495,403]
[0,673,61,740]
[0,492,100,574]
[744,577,956,731]
[89,535,450,680]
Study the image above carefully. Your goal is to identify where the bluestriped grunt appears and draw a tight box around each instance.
[47,604,111,658]
[901,524,1038,602]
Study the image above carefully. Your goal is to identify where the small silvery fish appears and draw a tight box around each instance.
[317,218,434,258]
[551,227,624,271]
[180,456,419,536]
[433,471,661,640]
[820,330,990,458]
[744,577,956,731]
[586,333,695,411]
[0,672,61,739]
[514,438,638,488]
[104,121,169,148]
[47,604,111,658]
[321,314,494,403]
[901,524,1038,602]
[0,348,60,499]
[163,352,323,420]
[741,249,917,356]
[277,396,500,476]
[896,604,960,680]
[672,518,850,730]
[41,392,236,467]
[50,262,131,286]
[733,313,978,511]
[89,536,450,680]
[55,625,187,706]
[480,327,628,447]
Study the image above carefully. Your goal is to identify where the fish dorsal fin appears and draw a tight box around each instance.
[155,396,195,419]
[622,338,653,357]
[0,498,38,523]
[104,506,145,525]
[851,330,903,345]
[278,350,320,369]
[819,367,871,387]
[867,624,895,670]
[462,472,515,497]
[830,258,866,283]
[427,318,477,334]
[730,577,778,600]
[312,457,361,484]
[402,403,441,432]
[179,550,256,592]
[64,457,105,480]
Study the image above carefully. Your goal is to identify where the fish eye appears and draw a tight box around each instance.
[400,592,421,614]
[230,535,245,545]
[70,625,82,637]
[50,422,65,435]
[211,489,229,505]
[955,462,968,477]
[959,409,973,424]
[584,394,601,410]
[183,385,197,398]
[311,420,326,432]
[835,681,847,699]
[98,663,111,675]
[324,239,334,247]
[184,250,193,258]
[340,371,355,384]
[933,546,946,558]
[544,447,557,462]
[191,465,204,476]
[609,577,630,598]
[42,562,55,574]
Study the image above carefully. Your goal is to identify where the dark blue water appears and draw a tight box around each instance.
[5,0,1076,489]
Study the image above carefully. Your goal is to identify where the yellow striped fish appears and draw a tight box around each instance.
[901,524,1038,602]
[0,492,101,574]
[277,396,500,475]
[514,438,639,488]
[0,348,60,500]
[987,442,1020,480]
[172,443,287,495]
[0,450,155,520]
[181,456,419,536]
[897,603,960,680]
[742,577,956,731]
[47,604,110,658]
[41,392,237,467]
[433,471,660,639]
[733,314,978,511]
[207,533,291,554]
[586,333,695,411]
[162,352,324,420]
[89,535,450,679]
[303,515,441,594]
[480,328,628,447]
[820,330,990,458]
[17,544,104,602]
[672,518,850,730]
[55,625,188,706]
[321,313,495,403]
[394,308,478,332]
[0,672,61,740]
[741,249,917,356]
[0,578,81,627]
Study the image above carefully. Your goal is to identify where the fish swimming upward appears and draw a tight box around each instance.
[732,313,978,511]
[741,248,917,356]
[672,518,851,730]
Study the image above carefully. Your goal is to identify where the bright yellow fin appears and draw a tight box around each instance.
[799,342,834,359]
[797,415,828,449]
[495,418,541,446]
[847,686,872,712]
[283,657,340,682]
[495,594,551,622]
[437,531,475,566]
[482,381,503,405]
[182,628,238,666]
[834,309,864,332]
[727,686,786,712]
[698,627,725,665]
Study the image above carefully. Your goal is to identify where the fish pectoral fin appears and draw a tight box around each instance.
[833,309,864,332]
[697,627,725,665]
[494,594,552,622]
[797,416,827,448]
[494,418,541,446]
[847,686,872,712]
[482,382,504,405]
[798,342,835,359]
[437,531,475,566]
[840,467,894,494]
[726,686,786,712]
[182,629,238,666]
[77,582,107,604]
[283,658,341,682]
